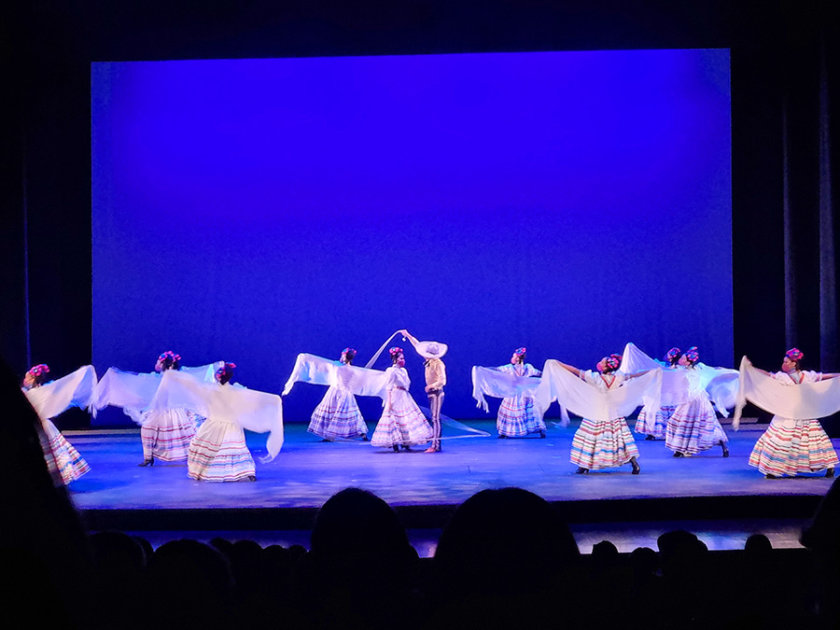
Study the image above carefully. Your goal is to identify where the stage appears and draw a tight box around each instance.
[61,419,833,553]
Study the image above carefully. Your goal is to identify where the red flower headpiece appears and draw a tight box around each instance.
[27,364,50,378]
[785,347,804,362]
[156,350,182,372]
[665,347,682,363]
[684,346,700,365]
[215,362,237,379]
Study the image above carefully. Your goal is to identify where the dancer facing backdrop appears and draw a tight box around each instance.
[22,364,93,484]
[93,356,222,465]
[147,362,284,481]
[306,348,369,441]
[137,351,201,466]
[666,347,729,458]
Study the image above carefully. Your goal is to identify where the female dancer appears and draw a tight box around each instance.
[634,347,682,440]
[187,363,256,481]
[370,347,433,451]
[138,351,200,466]
[666,347,729,458]
[148,361,283,481]
[307,348,368,441]
[748,348,839,478]
[22,364,93,484]
[557,354,642,474]
[497,348,545,438]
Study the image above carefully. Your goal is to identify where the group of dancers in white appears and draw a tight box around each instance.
[20,332,840,483]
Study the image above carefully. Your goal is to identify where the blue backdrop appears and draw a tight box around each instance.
[91,49,732,423]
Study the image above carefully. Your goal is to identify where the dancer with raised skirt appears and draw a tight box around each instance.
[148,362,284,481]
[309,348,368,440]
[738,348,839,478]
[22,363,95,484]
[666,347,730,458]
[93,354,221,466]
[553,354,645,474]
[370,347,433,452]
[496,348,545,438]
[283,347,388,441]
[136,351,201,465]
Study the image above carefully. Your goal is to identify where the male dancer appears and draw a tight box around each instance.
[400,329,447,453]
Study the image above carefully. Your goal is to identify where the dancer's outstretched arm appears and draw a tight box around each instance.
[556,361,581,378]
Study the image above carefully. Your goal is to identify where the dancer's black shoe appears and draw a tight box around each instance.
[539,430,546,438]
[645,435,656,441]
[765,473,780,479]
[673,452,684,458]
[138,458,154,467]
[248,475,256,481]
[630,458,640,475]
[392,445,400,452]
[721,442,729,458]
[575,467,589,474]
[826,468,835,478]
[498,434,506,439]
[361,434,368,441]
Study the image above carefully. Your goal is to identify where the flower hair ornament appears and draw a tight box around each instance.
[684,346,700,365]
[215,362,237,380]
[342,347,357,359]
[604,355,621,371]
[785,347,804,362]
[388,347,404,358]
[27,364,50,379]
[512,347,527,363]
[156,350,182,371]
[665,347,682,363]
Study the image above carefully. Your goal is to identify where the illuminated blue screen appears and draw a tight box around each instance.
[92,49,732,423]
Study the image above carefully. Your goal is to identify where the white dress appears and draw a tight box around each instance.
[147,370,284,481]
[748,371,839,476]
[569,371,639,469]
[308,364,368,439]
[370,367,433,448]
[93,364,220,461]
[188,408,255,481]
[496,363,544,437]
[140,407,199,461]
[666,368,728,455]
[23,366,96,484]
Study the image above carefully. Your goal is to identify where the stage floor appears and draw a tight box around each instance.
[63,420,834,553]
[65,420,834,510]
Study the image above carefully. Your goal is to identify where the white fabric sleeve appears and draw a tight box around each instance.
[25,365,98,421]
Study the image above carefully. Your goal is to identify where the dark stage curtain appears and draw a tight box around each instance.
[780,3,839,431]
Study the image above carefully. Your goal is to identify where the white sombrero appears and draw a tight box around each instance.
[416,340,448,360]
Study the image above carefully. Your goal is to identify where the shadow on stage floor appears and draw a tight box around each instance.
[63,420,833,552]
